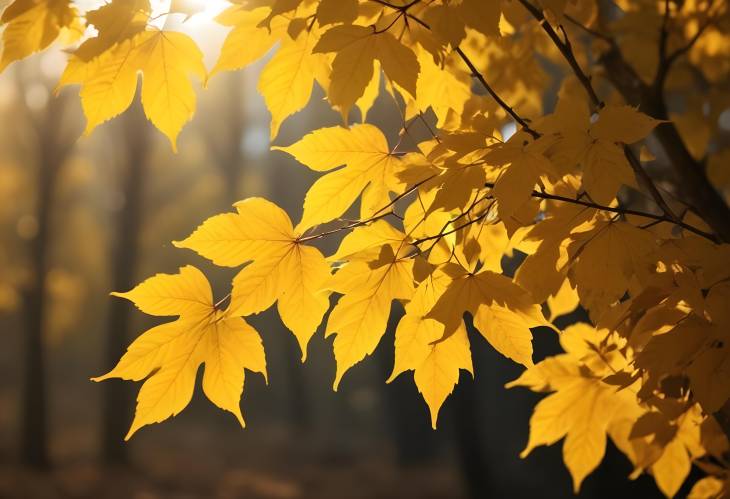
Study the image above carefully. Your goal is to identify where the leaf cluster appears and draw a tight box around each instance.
[3,0,730,496]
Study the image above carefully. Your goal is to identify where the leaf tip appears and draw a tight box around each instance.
[171,238,190,250]
[124,424,139,441]
[233,409,246,428]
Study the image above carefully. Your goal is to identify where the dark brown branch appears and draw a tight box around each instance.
[655,0,716,89]
[623,144,682,225]
[564,14,613,43]
[658,0,672,71]
[518,0,603,108]
[370,0,539,139]
[454,47,539,139]
[483,182,718,242]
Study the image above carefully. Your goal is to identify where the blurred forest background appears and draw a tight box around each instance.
[0,7,692,499]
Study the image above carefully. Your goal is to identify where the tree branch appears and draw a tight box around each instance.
[657,0,672,71]
[518,0,685,226]
[454,47,539,138]
[654,0,716,90]
[373,0,728,244]
[564,14,613,44]
[370,0,539,138]
[483,182,717,242]
[518,0,603,108]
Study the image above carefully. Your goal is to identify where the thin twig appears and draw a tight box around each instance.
[664,7,715,69]
[564,14,613,43]
[483,182,717,242]
[370,0,539,139]
[297,211,396,243]
[622,144,682,225]
[518,0,683,226]
[454,47,539,139]
[518,0,603,108]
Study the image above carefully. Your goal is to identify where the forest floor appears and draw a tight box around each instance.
[0,416,462,499]
[0,459,459,499]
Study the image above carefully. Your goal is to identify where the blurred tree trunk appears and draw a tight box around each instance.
[221,74,244,206]
[452,373,492,499]
[101,101,149,465]
[281,339,311,431]
[21,93,75,469]
[209,72,245,207]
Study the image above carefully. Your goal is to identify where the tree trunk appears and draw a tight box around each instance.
[599,48,730,242]
[452,373,492,499]
[101,103,149,465]
[21,153,56,470]
[20,94,71,469]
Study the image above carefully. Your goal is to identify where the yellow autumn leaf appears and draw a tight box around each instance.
[415,49,472,128]
[0,0,77,71]
[258,26,326,139]
[426,264,549,366]
[458,0,501,38]
[211,6,284,77]
[135,30,206,150]
[519,373,630,492]
[644,406,706,497]
[509,324,642,492]
[173,198,330,359]
[326,245,415,389]
[73,0,150,62]
[688,476,726,499]
[388,268,473,428]
[60,29,206,151]
[356,60,381,121]
[590,105,663,145]
[487,148,552,220]
[473,303,535,367]
[274,124,402,231]
[313,24,419,116]
[414,322,472,428]
[423,5,466,49]
[582,139,637,205]
[316,0,358,26]
[93,266,267,439]
[547,278,580,321]
[456,219,510,273]
[330,219,407,262]
[570,220,656,317]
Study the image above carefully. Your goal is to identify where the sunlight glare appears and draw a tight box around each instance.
[177,0,230,26]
